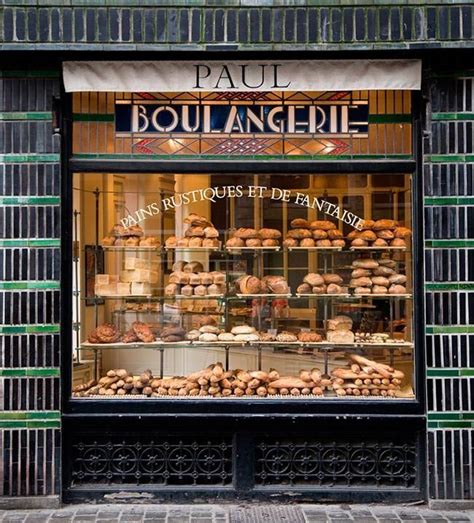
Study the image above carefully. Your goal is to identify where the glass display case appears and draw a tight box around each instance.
[71,173,415,401]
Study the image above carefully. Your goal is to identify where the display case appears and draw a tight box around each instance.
[71,173,416,401]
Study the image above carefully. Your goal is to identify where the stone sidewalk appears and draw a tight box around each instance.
[0,504,473,523]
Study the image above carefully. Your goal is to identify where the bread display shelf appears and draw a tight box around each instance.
[226,246,281,252]
[165,246,221,252]
[75,393,406,400]
[235,293,292,299]
[81,341,162,349]
[286,246,343,252]
[167,294,225,300]
[348,293,412,299]
[94,294,153,299]
[349,246,407,251]
[100,246,160,252]
[296,293,351,298]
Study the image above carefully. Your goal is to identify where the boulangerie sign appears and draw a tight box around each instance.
[62,60,422,93]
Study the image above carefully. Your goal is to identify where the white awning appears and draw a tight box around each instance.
[62,60,422,93]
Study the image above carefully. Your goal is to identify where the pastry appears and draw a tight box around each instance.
[177,238,189,247]
[315,239,332,247]
[297,331,322,343]
[300,238,315,247]
[283,238,298,247]
[331,239,346,247]
[246,238,262,247]
[165,236,177,247]
[239,276,262,294]
[88,323,120,344]
[259,228,281,239]
[184,261,204,273]
[322,273,343,284]
[208,284,223,295]
[328,229,343,240]
[180,284,193,296]
[262,239,279,247]
[304,273,324,286]
[376,229,395,240]
[309,220,336,230]
[259,332,276,342]
[132,321,155,343]
[389,284,407,294]
[189,237,203,247]
[290,218,310,229]
[312,229,328,239]
[194,285,208,296]
[226,237,245,248]
[389,274,407,284]
[371,276,390,287]
[287,228,312,239]
[296,283,312,294]
[101,236,115,246]
[352,258,379,269]
[204,226,219,238]
[203,238,220,247]
[276,331,298,342]
[391,238,407,247]
[199,272,213,285]
[351,277,373,287]
[394,226,412,239]
[234,227,258,239]
[165,283,179,296]
[373,219,397,230]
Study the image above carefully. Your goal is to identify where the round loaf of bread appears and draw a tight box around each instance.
[300,238,315,247]
[391,238,407,247]
[332,239,346,247]
[360,219,375,230]
[185,226,205,237]
[373,266,396,276]
[199,332,218,342]
[218,332,235,341]
[259,228,281,239]
[351,268,371,278]
[373,219,397,230]
[184,213,212,227]
[186,329,200,341]
[246,238,262,247]
[199,272,213,285]
[283,238,298,247]
[231,325,256,335]
[203,238,220,248]
[207,284,223,296]
[312,229,328,239]
[372,285,388,294]
[101,236,115,246]
[354,286,372,295]
[310,220,336,231]
[291,218,311,229]
[371,276,390,287]
[189,273,201,285]
[234,333,259,341]
[199,325,220,334]
[177,237,190,247]
[347,230,360,240]
[373,238,388,246]
[328,229,343,240]
[389,284,407,294]
[322,273,343,284]
[263,275,289,294]
[312,285,327,294]
[360,230,377,242]
[394,226,412,239]
[316,239,332,247]
[351,238,369,247]
[378,258,397,268]
[262,238,279,247]
[189,237,202,247]
[165,236,177,247]
[204,226,219,238]
[125,237,139,246]
[172,260,187,272]
[351,277,373,287]
[388,274,407,284]
[304,273,324,286]
[296,283,312,294]
[194,285,208,296]
[376,229,395,240]
[239,275,262,294]
[234,227,258,239]
[327,283,343,294]
[352,258,379,269]
[226,237,245,248]
[287,228,312,239]
[276,332,298,342]
[180,284,193,296]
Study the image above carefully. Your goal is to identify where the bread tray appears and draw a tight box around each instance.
[236,293,292,299]
[295,293,351,298]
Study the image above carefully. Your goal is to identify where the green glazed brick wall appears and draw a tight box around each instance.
[0,3,472,50]
[0,70,62,498]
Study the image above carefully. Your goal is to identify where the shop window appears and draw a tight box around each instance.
[71,173,415,401]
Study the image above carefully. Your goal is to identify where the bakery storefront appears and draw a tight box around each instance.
[62,60,426,502]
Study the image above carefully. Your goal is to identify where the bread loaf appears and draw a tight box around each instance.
[184,261,204,273]
[202,238,219,247]
[373,238,388,246]
[351,268,371,278]
[164,235,176,247]
[309,220,336,230]
[389,284,407,294]
[372,285,388,294]
[322,273,343,284]
[180,284,193,296]
[331,239,346,247]
[300,238,315,247]
[234,227,258,239]
[352,258,379,269]
[373,219,397,230]
[194,285,208,296]
[259,228,281,239]
[189,237,202,247]
[327,283,344,294]
[350,277,373,287]
[204,226,219,238]
[388,274,407,284]
[290,218,310,229]
[315,239,332,247]
[296,283,312,294]
[360,219,375,230]
[312,285,327,294]
[287,228,312,239]
[354,287,372,295]
[328,229,343,239]
[246,238,262,247]
[303,273,325,286]
[373,266,395,276]
[360,230,377,241]
[371,276,390,287]
[327,315,353,331]
[312,229,328,239]
[376,229,395,240]
[283,238,298,247]
[351,238,368,247]
[326,330,355,343]
[239,275,262,294]
[262,239,279,247]
[391,238,407,247]
[185,226,205,237]
[226,237,245,247]
[394,226,412,238]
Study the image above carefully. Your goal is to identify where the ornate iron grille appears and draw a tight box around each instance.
[71,437,232,486]
[255,440,417,487]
